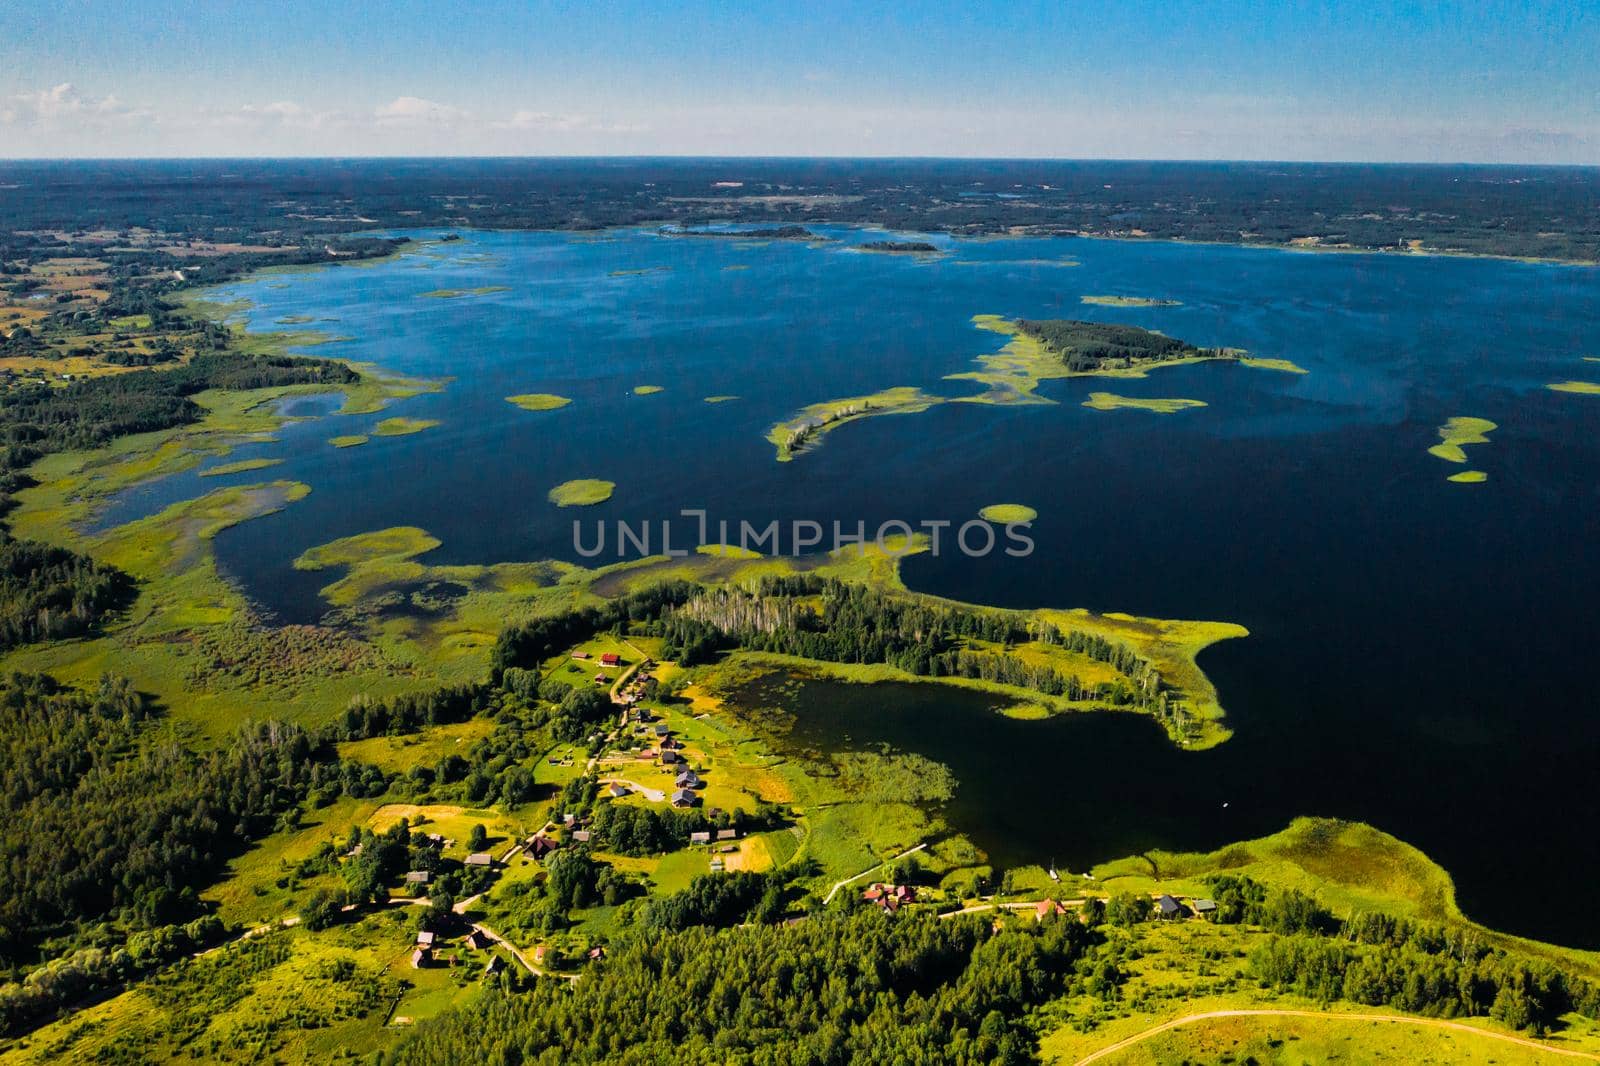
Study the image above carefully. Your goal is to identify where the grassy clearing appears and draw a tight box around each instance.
[198,457,284,478]
[1428,416,1497,464]
[1547,380,1600,395]
[373,417,440,437]
[329,434,369,448]
[548,479,615,506]
[1081,295,1181,307]
[505,393,572,411]
[1083,392,1208,413]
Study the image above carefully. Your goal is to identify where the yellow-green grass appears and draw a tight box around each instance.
[632,384,665,395]
[338,719,499,773]
[979,503,1038,523]
[767,386,946,461]
[417,285,510,298]
[1449,470,1488,483]
[1056,1009,1595,1065]
[295,526,442,571]
[1239,356,1309,373]
[703,394,740,403]
[1428,415,1497,463]
[505,392,572,411]
[548,478,615,507]
[1,920,424,1065]
[332,362,448,416]
[198,457,284,478]
[696,542,764,559]
[204,795,381,926]
[1081,295,1182,307]
[1547,380,1600,395]
[329,434,369,448]
[372,416,440,436]
[1084,392,1208,413]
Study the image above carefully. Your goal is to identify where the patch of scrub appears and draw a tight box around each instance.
[372,417,440,437]
[506,393,571,411]
[703,395,739,404]
[633,385,665,396]
[1239,357,1309,374]
[198,458,284,478]
[274,314,317,324]
[1084,392,1208,413]
[417,286,510,299]
[722,265,751,272]
[1546,380,1600,395]
[978,504,1037,523]
[334,362,447,416]
[768,386,946,461]
[1448,470,1488,484]
[1081,295,1181,307]
[548,479,615,507]
[328,435,369,448]
[609,267,670,277]
[1427,416,1496,463]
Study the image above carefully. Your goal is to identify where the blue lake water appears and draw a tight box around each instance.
[104,227,1600,944]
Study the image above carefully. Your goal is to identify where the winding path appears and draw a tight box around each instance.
[1071,1008,1600,1065]
[821,843,929,904]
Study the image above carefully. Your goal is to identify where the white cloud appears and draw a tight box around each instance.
[375,96,468,126]
[1,83,152,127]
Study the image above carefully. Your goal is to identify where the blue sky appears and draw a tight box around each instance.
[2,1,1596,161]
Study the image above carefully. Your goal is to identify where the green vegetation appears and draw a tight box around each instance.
[373,416,440,436]
[768,386,944,461]
[198,457,283,478]
[1429,416,1497,464]
[417,286,510,299]
[703,394,739,404]
[858,240,940,253]
[505,393,571,411]
[1084,392,1208,413]
[1081,295,1181,307]
[1449,470,1489,484]
[1240,356,1310,373]
[328,434,368,448]
[979,503,1038,523]
[1547,381,1600,395]
[631,385,664,395]
[547,479,615,507]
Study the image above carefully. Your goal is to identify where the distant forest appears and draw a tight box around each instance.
[2,158,1599,260]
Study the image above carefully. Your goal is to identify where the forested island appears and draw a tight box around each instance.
[859,240,939,253]
[1014,318,1223,373]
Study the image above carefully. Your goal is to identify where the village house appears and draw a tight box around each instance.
[570,651,591,660]
[716,828,739,842]
[464,929,493,951]
[689,830,712,845]
[571,830,592,844]
[1035,898,1070,920]
[676,769,702,789]
[660,749,682,765]
[416,930,436,947]
[608,783,629,799]
[526,833,557,860]
[405,870,431,885]
[464,852,494,868]
[411,946,432,968]
[1156,894,1185,919]
[587,946,606,962]
[671,788,697,808]
[601,652,623,667]
[1193,898,1217,917]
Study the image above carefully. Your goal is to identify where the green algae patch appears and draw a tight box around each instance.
[1428,416,1496,463]
[633,385,665,396]
[1240,356,1309,374]
[1547,380,1600,395]
[1448,470,1488,484]
[372,417,440,437]
[1084,392,1208,413]
[768,386,946,461]
[328,434,369,448]
[295,527,442,572]
[703,395,740,404]
[506,393,572,411]
[548,479,615,507]
[417,286,509,299]
[335,362,448,416]
[978,504,1038,524]
[1081,295,1181,307]
[198,458,284,478]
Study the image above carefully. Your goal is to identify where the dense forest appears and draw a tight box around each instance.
[2,158,1597,260]
[1014,318,1215,372]
[392,910,1097,1066]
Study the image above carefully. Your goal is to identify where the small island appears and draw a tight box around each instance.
[633,385,664,396]
[665,225,821,241]
[1014,318,1226,373]
[1428,416,1496,464]
[1547,380,1600,395]
[979,503,1038,523]
[372,416,440,437]
[506,393,572,411]
[859,240,939,254]
[1081,295,1182,307]
[328,434,369,448]
[548,478,615,506]
[1083,392,1208,414]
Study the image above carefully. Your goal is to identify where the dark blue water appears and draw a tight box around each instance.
[103,227,1600,944]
